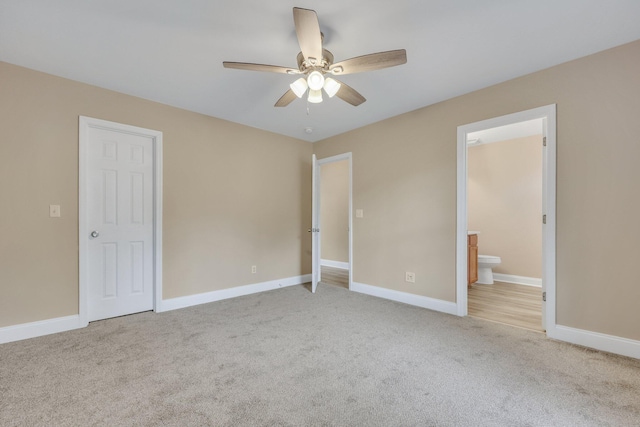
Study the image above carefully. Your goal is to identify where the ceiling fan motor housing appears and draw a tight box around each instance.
[296,50,334,75]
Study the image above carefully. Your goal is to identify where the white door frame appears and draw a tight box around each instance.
[313,152,353,290]
[311,154,319,292]
[456,105,556,333]
[78,116,163,326]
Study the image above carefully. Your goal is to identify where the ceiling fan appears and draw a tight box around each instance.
[223,7,407,107]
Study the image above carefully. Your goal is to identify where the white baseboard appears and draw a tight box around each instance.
[320,259,349,270]
[158,274,311,312]
[0,314,83,345]
[547,324,640,360]
[5,276,636,360]
[1,274,311,345]
[351,282,458,315]
[493,273,541,287]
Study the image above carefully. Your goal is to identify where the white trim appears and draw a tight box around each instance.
[548,325,640,360]
[542,108,557,331]
[5,291,637,361]
[311,154,319,292]
[79,116,163,325]
[316,153,353,290]
[456,105,556,333]
[467,118,543,146]
[158,274,311,312]
[351,282,458,315]
[153,128,164,315]
[320,259,349,270]
[0,315,83,344]
[456,124,469,316]
[0,274,310,344]
[492,273,541,287]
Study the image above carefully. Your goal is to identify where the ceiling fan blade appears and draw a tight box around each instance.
[275,89,298,107]
[223,62,299,74]
[293,7,323,64]
[334,80,366,106]
[329,49,407,75]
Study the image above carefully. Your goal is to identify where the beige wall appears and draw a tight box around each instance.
[320,160,349,264]
[468,135,542,278]
[314,40,640,341]
[0,61,312,327]
[3,39,640,344]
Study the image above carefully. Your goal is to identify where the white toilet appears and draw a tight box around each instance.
[477,255,501,285]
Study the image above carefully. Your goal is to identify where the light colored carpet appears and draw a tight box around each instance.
[1,283,639,426]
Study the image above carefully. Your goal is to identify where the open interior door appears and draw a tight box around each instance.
[541,120,548,331]
[311,154,320,293]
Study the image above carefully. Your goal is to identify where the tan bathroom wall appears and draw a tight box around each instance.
[314,39,640,341]
[320,160,349,265]
[0,61,312,328]
[468,135,543,279]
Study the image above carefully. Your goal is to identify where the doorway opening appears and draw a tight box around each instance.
[467,119,544,331]
[311,153,353,293]
[456,105,556,334]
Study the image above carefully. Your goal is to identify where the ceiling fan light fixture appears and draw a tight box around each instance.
[323,78,341,98]
[290,78,308,98]
[308,89,323,103]
[223,7,407,108]
[307,71,325,91]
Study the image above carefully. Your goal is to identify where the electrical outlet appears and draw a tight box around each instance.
[405,272,415,283]
[49,205,61,218]
[251,265,257,274]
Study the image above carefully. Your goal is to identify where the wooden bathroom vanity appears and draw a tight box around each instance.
[468,233,478,286]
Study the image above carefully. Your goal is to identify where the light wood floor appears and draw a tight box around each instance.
[320,268,542,332]
[468,281,543,332]
[320,266,349,289]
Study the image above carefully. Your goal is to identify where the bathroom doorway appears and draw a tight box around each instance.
[456,105,556,334]
[467,120,544,331]
[313,153,353,291]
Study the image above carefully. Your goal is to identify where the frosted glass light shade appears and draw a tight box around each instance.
[307,71,325,91]
[323,78,341,97]
[307,89,323,103]
[290,78,308,98]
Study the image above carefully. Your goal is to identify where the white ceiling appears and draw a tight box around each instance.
[2,1,640,142]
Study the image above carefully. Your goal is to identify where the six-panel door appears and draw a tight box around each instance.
[87,126,154,321]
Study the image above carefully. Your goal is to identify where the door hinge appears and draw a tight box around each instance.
[543,214,546,224]
[543,136,547,147]
[542,291,546,302]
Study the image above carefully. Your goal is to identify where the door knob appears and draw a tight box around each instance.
[90,231,99,238]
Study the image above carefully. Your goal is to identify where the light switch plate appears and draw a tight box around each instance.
[355,209,364,218]
[49,205,61,218]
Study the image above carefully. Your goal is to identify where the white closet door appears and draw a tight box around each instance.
[86,126,154,321]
